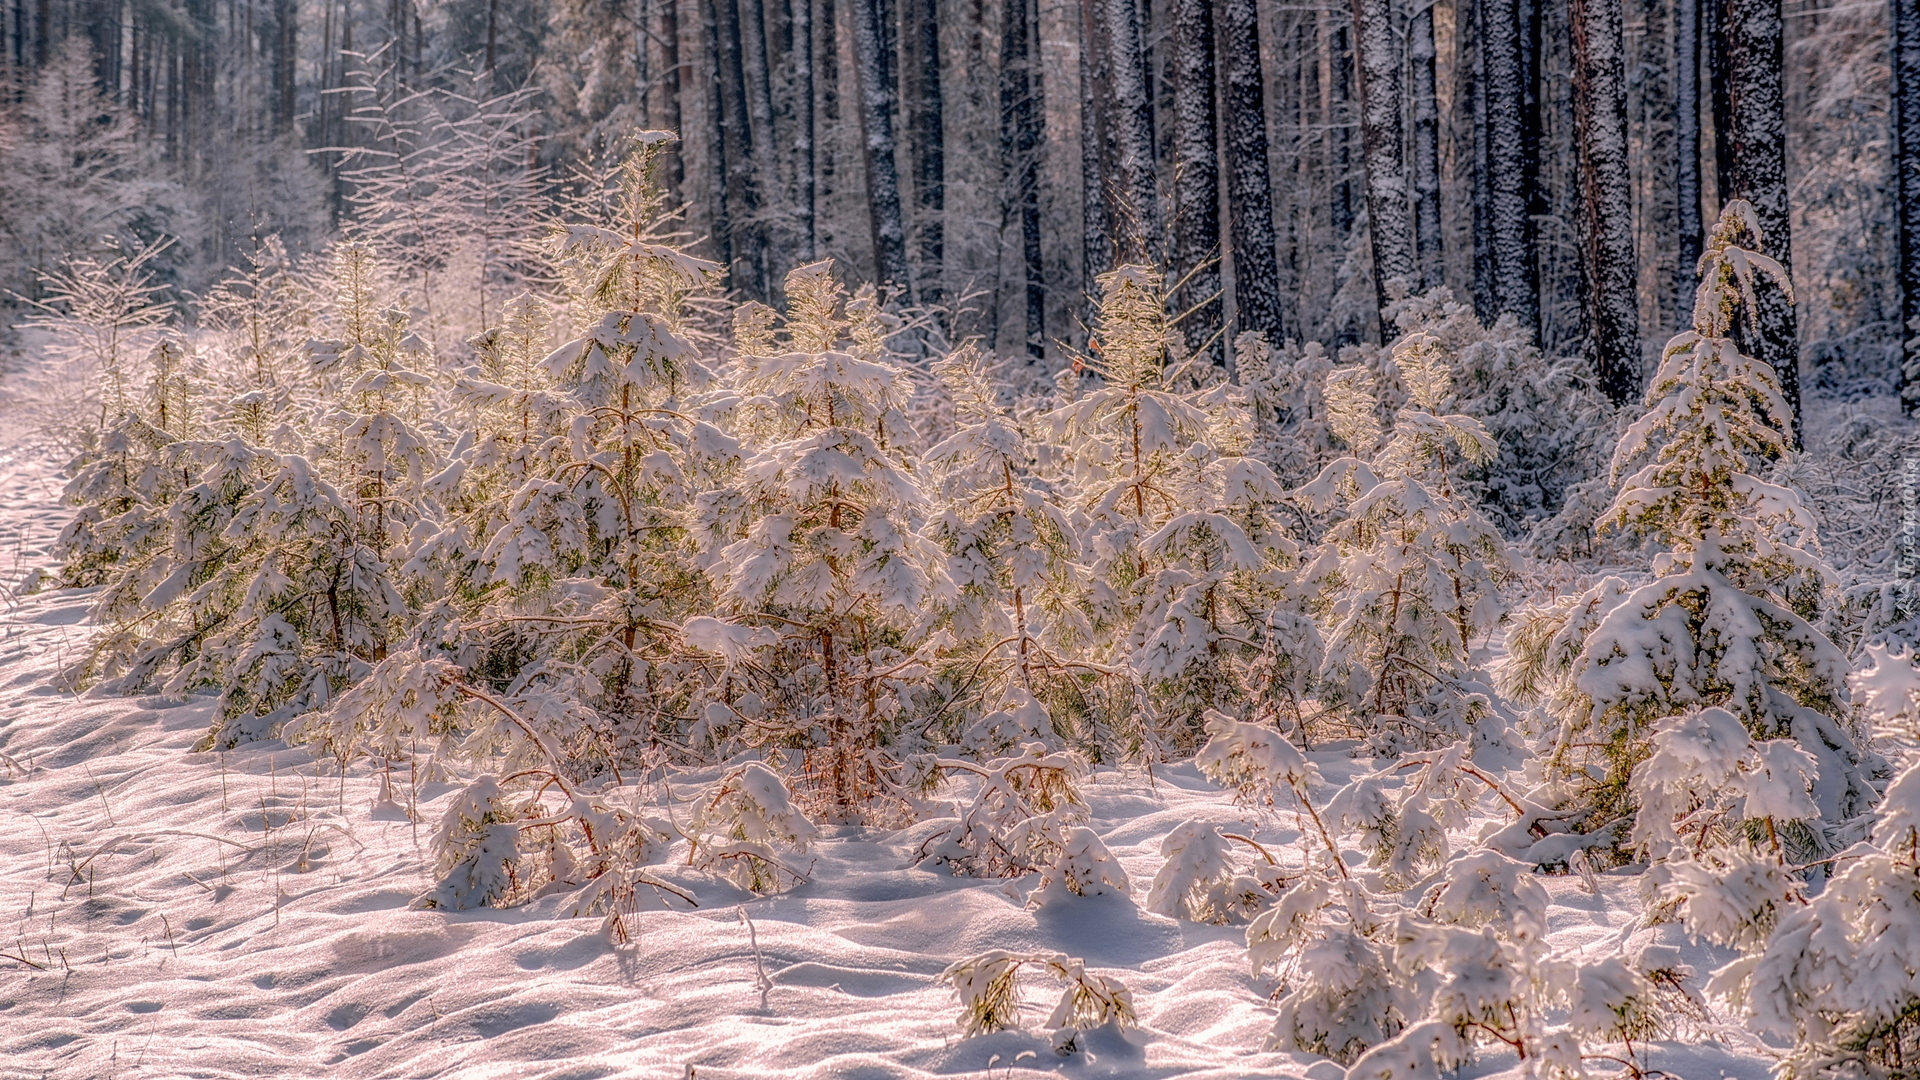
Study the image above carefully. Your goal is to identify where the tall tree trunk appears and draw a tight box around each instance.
[1105,0,1161,263]
[1703,0,1733,201]
[711,0,752,284]
[1409,0,1442,289]
[1571,0,1640,404]
[1720,0,1800,444]
[1893,0,1920,412]
[1079,0,1114,298]
[1482,0,1538,336]
[1001,0,1043,356]
[663,0,686,194]
[910,0,944,305]
[1349,0,1415,322]
[1467,0,1496,319]
[793,0,815,259]
[1675,0,1701,323]
[739,0,781,279]
[274,0,296,135]
[1169,0,1220,360]
[1329,18,1355,245]
[1218,0,1281,339]
[851,0,913,297]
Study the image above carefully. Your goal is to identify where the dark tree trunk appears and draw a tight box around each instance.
[1079,0,1114,295]
[274,0,297,135]
[1467,0,1496,320]
[1105,0,1161,263]
[1349,0,1415,321]
[910,0,944,305]
[1721,0,1801,444]
[1218,0,1281,339]
[851,0,913,297]
[1703,0,1733,201]
[712,0,755,284]
[1571,0,1641,404]
[793,0,815,259]
[1329,18,1355,244]
[1675,0,1702,322]
[1409,0,1442,289]
[1482,0,1538,336]
[1894,0,1920,411]
[1169,0,1221,361]
[663,0,686,194]
[1001,0,1043,356]
[739,0,781,275]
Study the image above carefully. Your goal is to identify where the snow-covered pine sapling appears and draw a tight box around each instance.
[1705,643,1920,1079]
[1031,826,1131,906]
[701,259,950,816]
[17,237,176,446]
[919,742,1089,878]
[689,762,819,893]
[923,344,1087,733]
[1046,264,1297,745]
[415,776,528,909]
[1146,819,1286,924]
[938,949,1135,1046]
[1195,708,1319,806]
[1525,202,1873,855]
[1294,331,1511,751]
[441,131,726,761]
[1251,877,1405,1064]
[1630,706,1823,862]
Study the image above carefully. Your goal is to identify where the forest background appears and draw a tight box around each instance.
[0,0,1912,413]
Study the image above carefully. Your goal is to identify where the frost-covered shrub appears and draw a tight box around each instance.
[689,762,818,893]
[938,949,1135,1044]
[1709,642,1920,1079]
[1031,826,1131,905]
[1146,819,1285,924]
[918,742,1088,877]
[1044,265,1300,748]
[1294,331,1512,749]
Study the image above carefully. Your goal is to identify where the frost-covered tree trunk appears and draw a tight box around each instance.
[1218,0,1282,338]
[1349,0,1415,317]
[1674,0,1701,325]
[851,0,913,299]
[910,0,944,306]
[1001,0,1044,357]
[1105,0,1162,263]
[793,0,816,259]
[1483,0,1538,336]
[1896,0,1920,412]
[1170,0,1222,362]
[1080,0,1114,290]
[1329,18,1357,246]
[739,0,783,281]
[1720,0,1801,445]
[1410,1,1442,289]
[1571,0,1640,403]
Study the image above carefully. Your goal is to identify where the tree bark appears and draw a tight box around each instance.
[274,0,297,135]
[1105,0,1162,263]
[1675,0,1701,323]
[1328,17,1356,244]
[1349,0,1416,321]
[1482,0,1538,336]
[792,0,816,259]
[1571,0,1641,404]
[1219,0,1282,339]
[1001,0,1043,356]
[739,0,782,280]
[1720,0,1801,444]
[1079,0,1114,298]
[1466,0,1495,320]
[1410,0,1442,289]
[1169,0,1221,361]
[910,0,944,305]
[851,0,913,297]
[1703,0,1734,204]
[1894,0,1920,411]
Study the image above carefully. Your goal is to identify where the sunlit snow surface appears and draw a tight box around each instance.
[0,429,1778,1079]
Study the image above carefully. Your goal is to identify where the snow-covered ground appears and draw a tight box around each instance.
[0,407,1781,1080]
